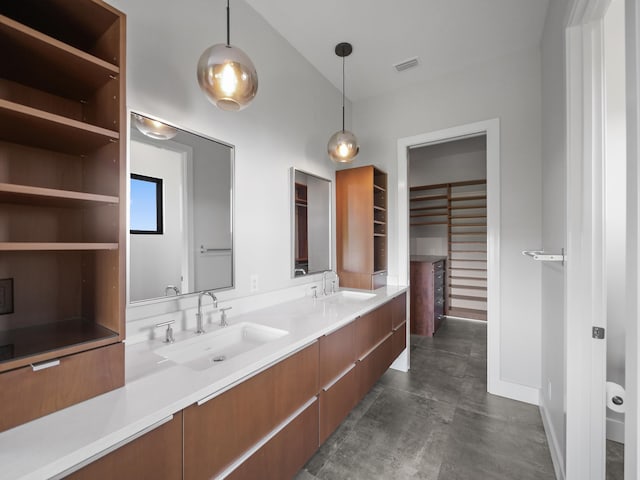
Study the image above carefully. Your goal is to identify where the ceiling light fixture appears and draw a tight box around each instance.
[132,114,178,140]
[197,0,258,111]
[327,42,359,163]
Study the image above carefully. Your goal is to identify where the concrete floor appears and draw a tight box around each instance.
[296,318,556,480]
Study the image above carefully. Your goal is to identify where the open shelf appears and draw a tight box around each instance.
[0,183,119,207]
[410,194,448,202]
[0,99,119,155]
[0,319,118,367]
[0,15,119,100]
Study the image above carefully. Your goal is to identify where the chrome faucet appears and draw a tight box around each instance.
[195,291,218,335]
[165,285,180,296]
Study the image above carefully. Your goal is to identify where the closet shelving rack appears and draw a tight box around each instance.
[410,179,487,321]
[0,0,126,432]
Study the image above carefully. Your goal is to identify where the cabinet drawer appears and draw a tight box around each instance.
[356,335,392,402]
[391,293,407,330]
[392,323,407,361]
[226,400,319,480]
[319,367,357,444]
[66,412,182,480]
[0,342,124,433]
[356,306,392,359]
[371,271,387,289]
[319,322,356,388]
[184,342,319,480]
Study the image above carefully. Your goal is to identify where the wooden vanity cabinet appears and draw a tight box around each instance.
[183,343,319,480]
[66,412,183,480]
[336,165,388,290]
[355,303,392,360]
[0,0,126,432]
[356,336,393,402]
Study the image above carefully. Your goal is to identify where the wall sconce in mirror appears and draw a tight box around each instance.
[132,113,178,140]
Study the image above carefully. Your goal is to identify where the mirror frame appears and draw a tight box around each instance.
[290,168,332,278]
[126,110,235,307]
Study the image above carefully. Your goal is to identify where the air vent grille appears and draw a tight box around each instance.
[394,57,419,72]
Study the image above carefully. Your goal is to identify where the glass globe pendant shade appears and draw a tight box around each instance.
[197,44,258,111]
[133,114,178,140]
[328,129,360,163]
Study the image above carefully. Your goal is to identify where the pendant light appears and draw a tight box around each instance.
[132,113,178,140]
[327,42,359,163]
[197,0,258,111]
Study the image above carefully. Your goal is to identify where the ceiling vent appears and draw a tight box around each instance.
[394,57,419,72]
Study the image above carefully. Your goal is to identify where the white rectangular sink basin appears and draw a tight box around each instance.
[320,290,376,303]
[155,322,288,370]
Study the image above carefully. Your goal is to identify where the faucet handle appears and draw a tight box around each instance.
[155,320,175,343]
[220,306,232,327]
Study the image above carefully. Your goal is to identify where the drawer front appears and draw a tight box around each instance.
[391,293,407,330]
[0,342,124,433]
[66,412,183,480]
[184,342,319,480]
[356,305,392,359]
[319,322,356,388]
[392,323,407,361]
[356,335,392,402]
[319,367,358,444]
[226,400,319,480]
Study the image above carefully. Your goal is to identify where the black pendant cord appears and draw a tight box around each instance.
[226,0,230,46]
[342,55,345,132]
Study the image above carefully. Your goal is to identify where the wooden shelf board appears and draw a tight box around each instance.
[450,206,486,211]
[450,294,488,301]
[0,242,119,251]
[0,319,118,373]
[373,233,386,237]
[373,220,386,225]
[450,232,487,237]
[448,249,487,253]
[449,223,487,228]
[449,240,487,244]
[411,221,448,226]
[410,212,448,218]
[450,195,487,202]
[373,184,386,192]
[449,284,487,291]
[0,99,119,155]
[447,307,487,321]
[410,194,447,202]
[449,275,487,281]
[0,183,119,207]
[450,215,487,219]
[411,179,486,192]
[1,15,119,100]
[373,205,386,212]
[410,205,448,212]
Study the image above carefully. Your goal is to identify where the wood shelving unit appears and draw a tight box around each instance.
[337,166,388,290]
[0,0,126,431]
[410,180,487,321]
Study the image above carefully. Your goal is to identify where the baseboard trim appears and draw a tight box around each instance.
[540,398,566,480]
[606,416,625,443]
[488,378,540,405]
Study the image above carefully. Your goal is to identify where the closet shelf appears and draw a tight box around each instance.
[449,293,487,301]
[0,99,119,155]
[450,195,486,202]
[0,183,119,207]
[0,242,119,251]
[1,15,119,99]
[410,194,448,202]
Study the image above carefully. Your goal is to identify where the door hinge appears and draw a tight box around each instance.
[592,326,605,339]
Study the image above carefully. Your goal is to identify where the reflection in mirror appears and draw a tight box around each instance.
[129,112,233,303]
[292,169,331,277]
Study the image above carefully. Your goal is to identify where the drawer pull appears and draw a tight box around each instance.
[31,359,60,372]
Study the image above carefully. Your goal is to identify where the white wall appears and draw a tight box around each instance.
[539,0,570,475]
[353,48,543,392]
[109,0,344,324]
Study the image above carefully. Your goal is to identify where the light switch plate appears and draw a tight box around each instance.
[0,278,14,315]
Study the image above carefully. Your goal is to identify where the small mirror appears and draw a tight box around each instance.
[129,112,233,303]
[292,169,332,277]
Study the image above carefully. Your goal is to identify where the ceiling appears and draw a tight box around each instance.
[245,0,550,101]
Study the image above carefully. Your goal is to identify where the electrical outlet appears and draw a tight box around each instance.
[250,274,259,292]
[0,278,14,315]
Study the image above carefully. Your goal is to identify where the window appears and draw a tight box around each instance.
[130,174,163,234]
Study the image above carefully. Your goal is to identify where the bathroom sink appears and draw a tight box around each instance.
[155,322,289,370]
[319,290,376,303]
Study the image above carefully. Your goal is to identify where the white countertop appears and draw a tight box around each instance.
[0,286,406,480]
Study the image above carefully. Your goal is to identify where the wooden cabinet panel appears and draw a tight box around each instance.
[319,322,356,387]
[410,257,445,337]
[356,335,392,402]
[227,400,319,480]
[319,367,357,444]
[184,342,318,480]
[0,342,124,432]
[392,322,407,362]
[66,412,182,480]
[356,305,392,359]
[391,293,407,329]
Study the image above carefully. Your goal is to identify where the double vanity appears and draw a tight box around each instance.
[1,287,407,479]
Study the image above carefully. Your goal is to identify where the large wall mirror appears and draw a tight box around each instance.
[292,169,331,277]
[129,112,234,303]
